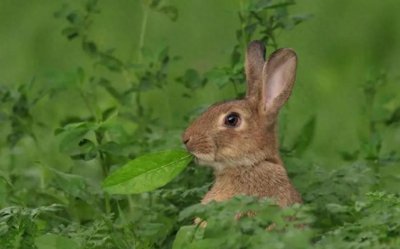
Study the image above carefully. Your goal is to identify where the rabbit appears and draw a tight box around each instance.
[182,40,302,207]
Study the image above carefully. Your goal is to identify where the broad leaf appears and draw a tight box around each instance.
[103,150,192,194]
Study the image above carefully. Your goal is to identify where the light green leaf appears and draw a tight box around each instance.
[35,234,79,249]
[172,225,199,249]
[103,150,192,194]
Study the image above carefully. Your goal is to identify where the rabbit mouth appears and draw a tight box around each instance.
[191,152,215,165]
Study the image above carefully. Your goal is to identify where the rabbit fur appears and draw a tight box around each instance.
[182,41,302,207]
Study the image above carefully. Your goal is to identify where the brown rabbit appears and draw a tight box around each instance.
[182,41,302,207]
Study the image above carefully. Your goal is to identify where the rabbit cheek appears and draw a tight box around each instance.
[185,135,216,162]
[214,131,242,161]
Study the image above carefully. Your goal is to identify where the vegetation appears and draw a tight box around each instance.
[0,0,400,248]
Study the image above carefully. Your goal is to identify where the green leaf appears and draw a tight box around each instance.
[173,225,200,249]
[102,107,118,122]
[98,53,123,72]
[66,12,79,24]
[58,128,90,153]
[82,41,98,57]
[98,141,130,156]
[103,150,193,194]
[98,78,122,101]
[85,0,99,13]
[386,106,400,125]
[35,234,79,249]
[56,122,96,154]
[69,138,98,161]
[177,69,206,90]
[61,27,79,40]
[48,167,88,199]
[158,5,178,21]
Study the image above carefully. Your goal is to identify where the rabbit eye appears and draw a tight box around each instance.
[224,112,241,127]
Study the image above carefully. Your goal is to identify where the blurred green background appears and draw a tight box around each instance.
[1,0,400,166]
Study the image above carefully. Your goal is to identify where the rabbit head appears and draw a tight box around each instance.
[182,41,297,171]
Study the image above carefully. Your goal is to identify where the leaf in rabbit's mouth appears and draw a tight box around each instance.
[190,152,215,166]
[102,150,193,194]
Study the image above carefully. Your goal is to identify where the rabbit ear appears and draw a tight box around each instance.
[245,41,266,98]
[261,48,297,114]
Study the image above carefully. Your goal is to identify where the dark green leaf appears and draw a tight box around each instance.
[340,150,360,161]
[159,6,178,21]
[102,107,118,122]
[57,122,95,153]
[385,106,400,125]
[61,27,79,40]
[252,0,295,11]
[82,41,98,57]
[85,0,99,13]
[177,69,205,90]
[59,128,90,153]
[98,53,123,72]
[66,12,79,24]
[70,138,98,161]
[98,78,122,100]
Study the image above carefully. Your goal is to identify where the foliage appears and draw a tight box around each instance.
[103,150,192,194]
[0,0,399,248]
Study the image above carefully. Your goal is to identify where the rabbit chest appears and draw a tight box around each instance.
[201,162,302,207]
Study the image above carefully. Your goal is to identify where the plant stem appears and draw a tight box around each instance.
[96,130,112,214]
[101,151,112,215]
[138,2,149,63]
[134,2,148,118]
[136,91,144,117]
[239,0,247,48]
[232,79,238,96]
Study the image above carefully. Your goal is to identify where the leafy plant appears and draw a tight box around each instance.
[103,150,192,194]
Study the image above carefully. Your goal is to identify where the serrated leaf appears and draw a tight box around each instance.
[103,150,192,194]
